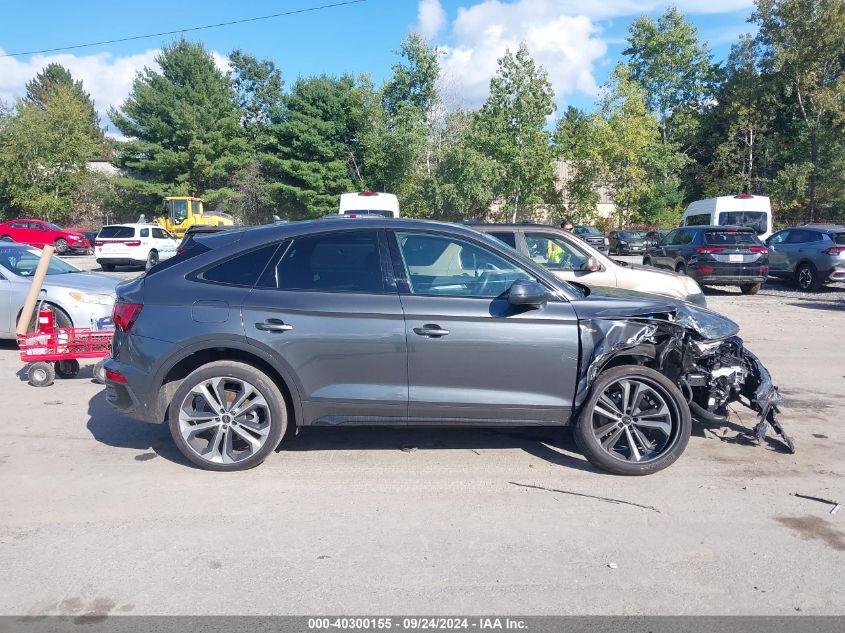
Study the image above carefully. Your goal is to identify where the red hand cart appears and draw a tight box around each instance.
[17,308,113,387]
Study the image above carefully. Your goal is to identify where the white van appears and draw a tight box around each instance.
[680,194,773,240]
[339,191,400,218]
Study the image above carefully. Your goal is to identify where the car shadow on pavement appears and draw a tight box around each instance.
[86,390,192,467]
[279,426,605,474]
[787,301,844,311]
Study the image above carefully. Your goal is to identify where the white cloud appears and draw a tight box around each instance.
[416,0,448,39]
[431,0,753,110]
[437,1,608,109]
[0,46,231,134]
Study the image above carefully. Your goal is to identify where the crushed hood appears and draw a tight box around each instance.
[569,286,739,340]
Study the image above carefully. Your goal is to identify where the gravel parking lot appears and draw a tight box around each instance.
[1,256,843,617]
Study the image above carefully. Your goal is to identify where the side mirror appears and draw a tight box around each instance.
[581,256,600,272]
[508,279,548,308]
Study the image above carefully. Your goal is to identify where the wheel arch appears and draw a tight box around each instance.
[16,301,73,329]
[155,342,303,426]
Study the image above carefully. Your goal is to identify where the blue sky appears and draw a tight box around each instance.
[0,0,758,131]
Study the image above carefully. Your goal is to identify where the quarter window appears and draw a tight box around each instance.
[140,228,150,238]
[262,231,385,293]
[202,243,280,287]
[395,231,535,298]
[489,232,517,249]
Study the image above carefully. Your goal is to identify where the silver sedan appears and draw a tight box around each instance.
[0,244,117,338]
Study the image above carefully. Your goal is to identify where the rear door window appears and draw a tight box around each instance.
[98,226,135,239]
[261,231,386,293]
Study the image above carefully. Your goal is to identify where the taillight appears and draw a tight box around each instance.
[124,240,141,247]
[95,240,104,247]
[105,369,127,384]
[112,301,143,333]
[176,247,186,255]
[698,267,714,273]
[749,246,768,253]
[695,247,724,254]
[825,246,845,255]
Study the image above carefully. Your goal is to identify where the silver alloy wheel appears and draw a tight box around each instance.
[178,376,272,465]
[591,376,678,463]
[798,266,813,289]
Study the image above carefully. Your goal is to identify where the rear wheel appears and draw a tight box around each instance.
[675,262,687,275]
[93,360,106,383]
[740,283,761,295]
[54,238,68,255]
[642,257,652,267]
[55,359,80,378]
[145,250,159,270]
[574,365,691,475]
[28,362,55,387]
[168,361,287,471]
[795,263,821,292]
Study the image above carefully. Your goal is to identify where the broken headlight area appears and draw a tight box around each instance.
[576,308,794,454]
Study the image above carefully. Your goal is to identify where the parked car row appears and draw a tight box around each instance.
[0,219,91,255]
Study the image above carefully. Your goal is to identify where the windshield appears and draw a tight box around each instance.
[619,231,645,239]
[575,226,602,236]
[47,223,63,231]
[0,246,81,276]
[98,226,135,239]
[718,211,767,234]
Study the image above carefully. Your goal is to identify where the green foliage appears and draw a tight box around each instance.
[624,7,716,146]
[229,50,284,144]
[472,44,556,221]
[26,63,103,142]
[110,39,247,198]
[0,85,101,223]
[261,74,362,219]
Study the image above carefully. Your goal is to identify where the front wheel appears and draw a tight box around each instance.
[574,365,691,475]
[168,361,287,471]
[54,238,68,255]
[740,283,761,295]
[642,257,652,267]
[675,262,687,276]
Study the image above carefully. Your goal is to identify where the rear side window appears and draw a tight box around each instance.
[140,228,149,238]
[98,226,135,239]
[260,231,385,293]
[489,232,517,248]
[201,243,280,287]
[786,230,822,244]
[704,230,762,246]
[675,230,694,245]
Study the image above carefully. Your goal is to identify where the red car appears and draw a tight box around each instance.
[0,219,91,255]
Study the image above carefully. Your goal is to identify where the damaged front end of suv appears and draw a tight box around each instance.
[574,299,794,457]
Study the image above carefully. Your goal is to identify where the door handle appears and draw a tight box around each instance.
[255,319,293,333]
[413,324,449,337]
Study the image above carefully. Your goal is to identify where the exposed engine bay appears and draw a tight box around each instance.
[574,302,795,453]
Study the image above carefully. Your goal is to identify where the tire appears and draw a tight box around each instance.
[54,238,69,255]
[675,262,687,275]
[795,263,821,292]
[55,359,81,379]
[28,362,55,387]
[642,257,652,267]
[740,283,761,295]
[145,250,159,270]
[101,263,116,272]
[168,361,287,471]
[574,365,691,476]
[20,304,72,334]
[94,360,106,384]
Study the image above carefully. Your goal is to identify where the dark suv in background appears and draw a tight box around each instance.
[572,225,609,254]
[643,226,768,295]
[608,230,648,255]
[766,224,845,291]
[104,218,789,475]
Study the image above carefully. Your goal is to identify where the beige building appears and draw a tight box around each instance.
[552,159,615,220]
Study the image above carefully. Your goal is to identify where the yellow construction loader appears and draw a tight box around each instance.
[155,196,236,238]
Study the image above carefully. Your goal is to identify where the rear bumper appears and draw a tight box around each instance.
[693,274,767,286]
[823,265,845,283]
[97,257,145,266]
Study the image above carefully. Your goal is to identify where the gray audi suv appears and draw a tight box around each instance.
[104,219,792,474]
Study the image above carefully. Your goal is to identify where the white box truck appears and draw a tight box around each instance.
[680,194,773,240]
